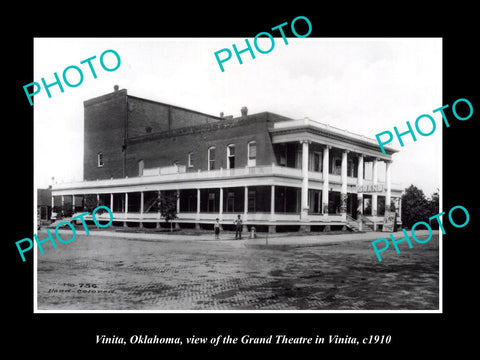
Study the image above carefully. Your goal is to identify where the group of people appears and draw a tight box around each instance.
[214,214,243,240]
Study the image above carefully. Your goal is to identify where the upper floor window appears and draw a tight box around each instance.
[334,158,342,175]
[309,151,322,172]
[295,148,302,169]
[188,152,193,167]
[247,141,256,167]
[97,152,104,167]
[279,144,287,166]
[227,144,235,169]
[138,159,144,176]
[347,159,357,177]
[208,146,216,170]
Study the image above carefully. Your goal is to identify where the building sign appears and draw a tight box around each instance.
[382,210,397,232]
[356,184,385,193]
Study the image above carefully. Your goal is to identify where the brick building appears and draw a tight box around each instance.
[51,86,402,232]
[37,187,52,223]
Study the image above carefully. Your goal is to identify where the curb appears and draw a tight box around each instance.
[49,228,438,246]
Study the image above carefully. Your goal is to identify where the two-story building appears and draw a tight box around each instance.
[50,86,402,232]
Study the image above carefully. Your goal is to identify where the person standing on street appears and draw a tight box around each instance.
[214,218,220,240]
[234,214,243,239]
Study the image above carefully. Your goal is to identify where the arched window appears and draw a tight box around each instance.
[208,146,216,170]
[227,144,235,169]
[138,159,144,176]
[247,141,256,167]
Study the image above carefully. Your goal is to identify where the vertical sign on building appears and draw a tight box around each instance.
[382,210,397,232]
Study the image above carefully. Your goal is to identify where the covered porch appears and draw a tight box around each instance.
[51,182,401,232]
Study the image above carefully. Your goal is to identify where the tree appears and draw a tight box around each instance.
[428,190,439,214]
[427,190,440,229]
[401,184,430,229]
[159,191,179,232]
[84,194,98,213]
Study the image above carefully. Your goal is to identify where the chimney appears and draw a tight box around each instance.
[220,111,224,119]
[241,106,248,117]
[114,84,119,92]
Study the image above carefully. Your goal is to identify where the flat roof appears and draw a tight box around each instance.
[270,117,399,154]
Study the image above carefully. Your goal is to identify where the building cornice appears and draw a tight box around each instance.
[269,120,398,156]
[127,113,270,145]
[51,165,403,195]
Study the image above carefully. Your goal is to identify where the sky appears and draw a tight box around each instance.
[34,37,442,197]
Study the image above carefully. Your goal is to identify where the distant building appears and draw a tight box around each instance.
[51,87,402,232]
[37,187,52,223]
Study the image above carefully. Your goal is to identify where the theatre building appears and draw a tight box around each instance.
[50,87,402,232]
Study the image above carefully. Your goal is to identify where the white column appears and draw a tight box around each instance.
[243,186,248,231]
[176,190,180,213]
[270,185,275,220]
[61,195,65,216]
[72,194,76,214]
[340,150,348,218]
[195,188,201,229]
[219,188,223,220]
[357,154,364,214]
[357,155,364,187]
[139,191,144,228]
[176,190,180,229]
[244,186,248,219]
[322,145,330,215]
[357,154,364,230]
[341,151,348,193]
[372,158,378,216]
[300,140,310,220]
[385,160,392,209]
[196,189,201,220]
[124,192,128,227]
[110,193,113,211]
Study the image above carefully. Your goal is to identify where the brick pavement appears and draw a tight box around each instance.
[36,230,439,311]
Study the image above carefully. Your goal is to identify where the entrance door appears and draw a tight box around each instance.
[308,190,321,213]
[207,192,216,212]
[226,192,235,213]
[248,190,256,212]
[347,193,358,219]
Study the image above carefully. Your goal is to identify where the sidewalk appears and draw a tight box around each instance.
[52,227,438,247]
